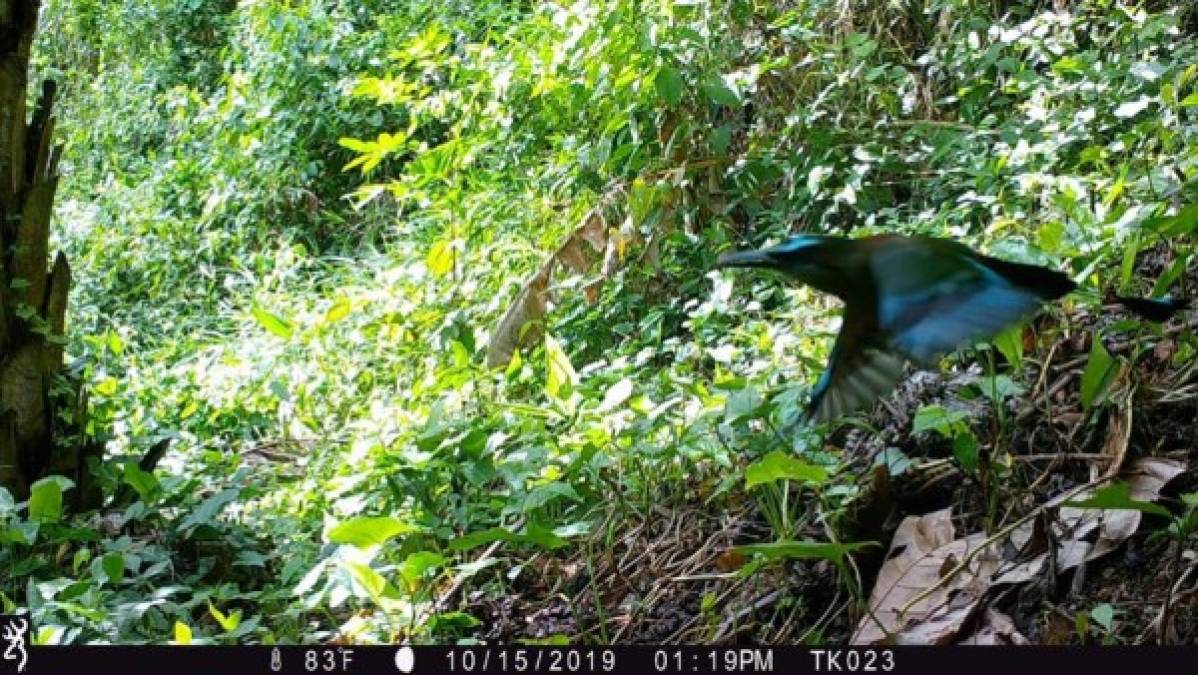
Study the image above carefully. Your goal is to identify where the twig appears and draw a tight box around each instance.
[1012,453,1109,462]
[711,589,784,643]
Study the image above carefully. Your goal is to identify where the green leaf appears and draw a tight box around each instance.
[29,476,73,523]
[911,405,969,436]
[709,124,732,155]
[179,487,240,534]
[449,525,568,552]
[1090,604,1115,632]
[654,67,684,105]
[123,463,160,502]
[1051,56,1086,74]
[977,375,1024,403]
[426,238,456,277]
[327,516,416,550]
[992,325,1024,370]
[208,602,242,632]
[1164,204,1198,236]
[94,377,119,397]
[324,297,352,324]
[1064,483,1171,518]
[427,611,481,632]
[251,304,294,339]
[873,448,912,476]
[344,560,392,600]
[1080,335,1118,409]
[952,433,979,475]
[0,487,15,518]
[735,540,876,565]
[400,550,446,587]
[101,552,125,585]
[744,450,830,489]
[1179,92,1198,107]
[598,378,633,411]
[544,335,577,400]
[700,77,740,106]
[521,482,581,511]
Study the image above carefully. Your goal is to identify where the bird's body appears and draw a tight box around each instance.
[716,234,1182,424]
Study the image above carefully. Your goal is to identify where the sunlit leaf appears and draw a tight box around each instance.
[208,602,242,632]
[426,238,456,277]
[544,334,577,400]
[251,305,294,339]
[327,516,416,550]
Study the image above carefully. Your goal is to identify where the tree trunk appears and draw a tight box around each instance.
[1,0,100,507]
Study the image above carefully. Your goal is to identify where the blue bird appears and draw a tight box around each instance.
[716,234,1186,424]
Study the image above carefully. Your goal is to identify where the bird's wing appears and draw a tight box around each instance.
[804,300,907,425]
[870,240,1046,364]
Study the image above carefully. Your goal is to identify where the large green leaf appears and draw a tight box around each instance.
[29,476,73,523]
[327,516,417,549]
[426,238,456,277]
[744,450,829,490]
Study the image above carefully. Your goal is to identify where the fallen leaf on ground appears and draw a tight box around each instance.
[1011,457,1187,572]
[956,608,1029,645]
[852,509,999,645]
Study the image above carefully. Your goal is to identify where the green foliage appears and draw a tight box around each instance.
[1064,483,1171,518]
[734,540,874,566]
[744,451,829,490]
[1080,334,1119,409]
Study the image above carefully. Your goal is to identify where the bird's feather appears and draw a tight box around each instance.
[804,301,906,424]
[868,239,1066,364]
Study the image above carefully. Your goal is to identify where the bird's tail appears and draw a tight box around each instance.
[1113,295,1189,322]
[976,255,1077,301]
[980,254,1188,323]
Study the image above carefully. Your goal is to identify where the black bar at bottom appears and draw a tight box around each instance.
[8,645,1198,675]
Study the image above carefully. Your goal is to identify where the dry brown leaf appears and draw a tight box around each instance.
[991,553,1047,585]
[714,549,747,573]
[556,237,591,274]
[1012,457,1188,572]
[577,210,607,252]
[485,264,550,369]
[485,208,609,368]
[583,279,604,305]
[1041,611,1075,645]
[957,608,1029,645]
[1096,397,1132,480]
[852,509,999,645]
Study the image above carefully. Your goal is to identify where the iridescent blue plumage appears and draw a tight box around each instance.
[714,233,1166,424]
